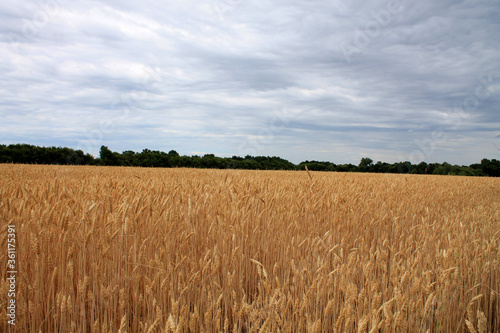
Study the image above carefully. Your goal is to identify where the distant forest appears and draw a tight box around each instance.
[1,143,499,177]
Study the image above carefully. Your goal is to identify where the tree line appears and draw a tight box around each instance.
[1,143,499,177]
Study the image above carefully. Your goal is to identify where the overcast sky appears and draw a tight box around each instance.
[1,0,499,165]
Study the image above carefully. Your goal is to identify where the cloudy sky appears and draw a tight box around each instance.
[1,0,499,165]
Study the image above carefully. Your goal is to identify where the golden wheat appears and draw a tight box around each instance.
[0,164,499,332]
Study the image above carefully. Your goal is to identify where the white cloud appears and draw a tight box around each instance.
[1,0,499,164]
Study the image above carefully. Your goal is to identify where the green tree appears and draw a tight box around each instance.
[100,146,119,166]
[359,157,373,172]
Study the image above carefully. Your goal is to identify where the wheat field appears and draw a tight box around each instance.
[0,164,499,332]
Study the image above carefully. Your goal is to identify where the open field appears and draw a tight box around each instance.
[1,164,499,332]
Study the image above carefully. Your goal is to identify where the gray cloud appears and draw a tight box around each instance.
[1,0,499,165]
